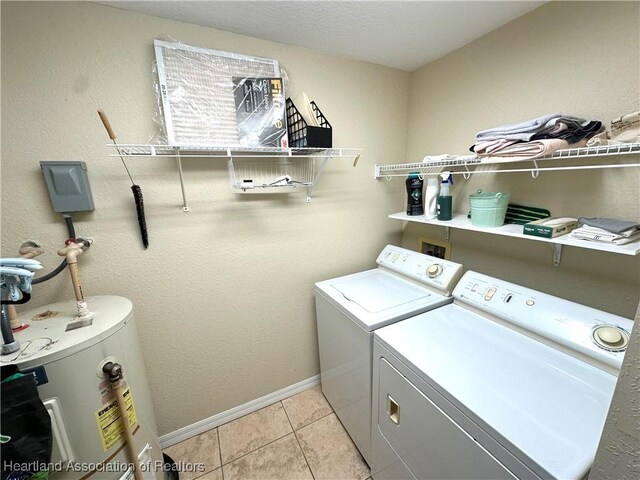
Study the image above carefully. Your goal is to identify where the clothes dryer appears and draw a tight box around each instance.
[371,271,633,479]
[315,245,463,464]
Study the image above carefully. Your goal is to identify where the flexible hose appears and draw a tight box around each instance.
[32,214,76,285]
[1,306,15,347]
[32,260,67,285]
[103,362,144,480]
[0,292,31,305]
[64,215,76,238]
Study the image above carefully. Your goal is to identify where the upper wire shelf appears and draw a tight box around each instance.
[375,142,640,179]
[105,144,361,209]
[108,144,361,159]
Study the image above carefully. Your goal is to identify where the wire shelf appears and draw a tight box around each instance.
[106,144,361,208]
[375,142,640,178]
[108,144,361,159]
[228,157,316,193]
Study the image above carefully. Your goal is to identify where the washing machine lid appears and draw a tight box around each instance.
[375,303,618,480]
[315,269,450,331]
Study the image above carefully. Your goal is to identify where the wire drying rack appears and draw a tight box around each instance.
[228,157,314,192]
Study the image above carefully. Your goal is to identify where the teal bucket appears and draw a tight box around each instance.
[468,189,511,227]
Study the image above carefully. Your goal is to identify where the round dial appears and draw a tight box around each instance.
[426,264,442,278]
[592,325,629,352]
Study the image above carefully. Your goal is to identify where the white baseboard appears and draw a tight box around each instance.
[160,374,321,449]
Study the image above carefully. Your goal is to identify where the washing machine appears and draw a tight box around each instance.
[371,271,633,480]
[315,245,463,464]
[1,295,164,479]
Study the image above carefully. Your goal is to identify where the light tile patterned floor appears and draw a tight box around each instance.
[164,385,371,480]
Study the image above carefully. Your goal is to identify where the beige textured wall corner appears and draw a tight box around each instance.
[402,1,640,318]
[0,2,408,434]
[590,302,640,479]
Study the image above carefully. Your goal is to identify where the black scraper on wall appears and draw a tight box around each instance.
[98,110,149,249]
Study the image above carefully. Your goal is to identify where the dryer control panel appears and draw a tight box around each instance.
[453,271,633,371]
[376,245,463,296]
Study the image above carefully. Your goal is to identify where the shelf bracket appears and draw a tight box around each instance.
[444,227,450,241]
[462,165,471,180]
[550,243,562,267]
[175,149,190,212]
[306,155,331,203]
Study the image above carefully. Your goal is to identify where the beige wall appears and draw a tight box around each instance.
[2,0,639,444]
[402,1,640,318]
[591,303,640,479]
[0,1,408,434]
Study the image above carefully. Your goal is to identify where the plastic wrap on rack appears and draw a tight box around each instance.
[151,38,290,147]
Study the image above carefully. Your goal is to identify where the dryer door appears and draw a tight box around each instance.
[375,357,517,480]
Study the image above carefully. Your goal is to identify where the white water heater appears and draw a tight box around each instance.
[1,296,164,479]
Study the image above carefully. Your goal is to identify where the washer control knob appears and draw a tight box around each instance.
[592,325,629,352]
[426,264,442,278]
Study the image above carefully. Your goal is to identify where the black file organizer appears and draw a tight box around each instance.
[286,98,332,148]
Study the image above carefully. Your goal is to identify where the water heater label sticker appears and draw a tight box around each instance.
[95,387,138,451]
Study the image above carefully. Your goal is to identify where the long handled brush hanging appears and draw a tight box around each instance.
[98,110,149,249]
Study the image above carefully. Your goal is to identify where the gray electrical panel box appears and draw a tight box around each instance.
[40,161,95,213]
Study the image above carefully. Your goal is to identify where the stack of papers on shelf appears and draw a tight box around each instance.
[292,92,320,127]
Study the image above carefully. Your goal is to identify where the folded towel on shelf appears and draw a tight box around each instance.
[475,112,563,142]
[472,139,521,154]
[586,131,609,146]
[531,120,603,144]
[569,225,640,245]
[475,113,598,142]
[477,138,586,161]
[504,203,551,225]
[578,217,640,234]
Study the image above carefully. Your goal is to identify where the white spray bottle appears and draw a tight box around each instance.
[424,178,439,220]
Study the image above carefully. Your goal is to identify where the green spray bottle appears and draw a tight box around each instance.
[436,173,453,221]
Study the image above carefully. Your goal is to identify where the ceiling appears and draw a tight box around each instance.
[102,1,545,71]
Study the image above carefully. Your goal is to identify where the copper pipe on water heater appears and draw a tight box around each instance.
[8,243,45,330]
[58,242,85,301]
[57,240,94,324]
[102,361,143,480]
